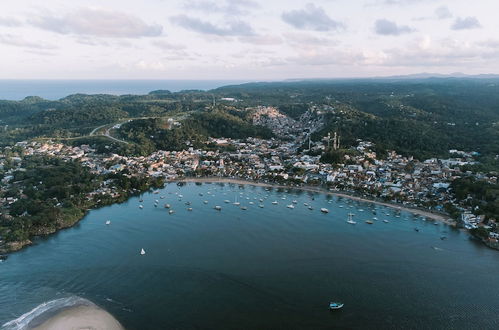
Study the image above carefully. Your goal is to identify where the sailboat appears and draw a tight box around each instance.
[233,196,240,206]
[140,248,146,255]
[347,213,356,224]
[105,220,111,225]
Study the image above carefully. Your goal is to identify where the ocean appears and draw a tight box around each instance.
[1,182,498,329]
[0,80,250,101]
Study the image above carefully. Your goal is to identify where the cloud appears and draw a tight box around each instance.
[29,8,163,38]
[282,3,344,32]
[170,15,254,36]
[238,35,282,45]
[152,40,187,50]
[0,33,57,49]
[0,16,23,27]
[435,6,452,19]
[374,0,436,5]
[451,17,481,30]
[183,0,259,15]
[374,19,414,35]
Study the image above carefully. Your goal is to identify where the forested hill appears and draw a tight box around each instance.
[214,78,499,159]
[0,78,498,161]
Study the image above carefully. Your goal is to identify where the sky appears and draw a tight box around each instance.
[1,0,498,80]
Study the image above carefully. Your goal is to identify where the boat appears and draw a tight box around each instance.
[169,210,174,214]
[287,204,295,209]
[224,200,230,203]
[383,219,389,223]
[139,205,143,209]
[259,204,264,208]
[187,207,193,211]
[320,208,329,213]
[214,205,222,211]
[241,206,247,210]
[308,206,313,210]
[249,201,254,205]
[140,248,146,255]
[272,201,278,205]
[292,200,297,204]
[160,196,165,199]
[155,200,159,203]
[185,201,191,205]
[365,220,374,224]
[259,198,264,202]
[164,204,171,208]
[329,302,344,310]
[347,213,356,225]
[203,200,208,204]
[304,202,308,206]
[178,194,183,198]
[105,220,111,225]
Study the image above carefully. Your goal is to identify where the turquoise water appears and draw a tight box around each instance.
[1,182,498,329]
[0,80,249,100]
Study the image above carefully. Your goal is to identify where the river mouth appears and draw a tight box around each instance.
[1,182,499,329]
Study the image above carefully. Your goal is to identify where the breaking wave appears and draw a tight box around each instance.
[2,296,95,330]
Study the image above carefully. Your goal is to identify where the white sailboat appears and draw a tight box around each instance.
[347,213,357,224]
[140,248,146,255]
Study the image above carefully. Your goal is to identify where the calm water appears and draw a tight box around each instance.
[0,80,249,101]
[1,182,498,329]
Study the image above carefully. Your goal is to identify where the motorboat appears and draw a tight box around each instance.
[329,302,344,310]
[105,220,111,225]
[287,204,295,209]
[365,220,374,224]
[214,205,222,211]
[320,208,329,213]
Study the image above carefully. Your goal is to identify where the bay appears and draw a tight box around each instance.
[1,182,498,329]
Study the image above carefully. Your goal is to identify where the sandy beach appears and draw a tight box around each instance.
[173,177,454,225]
[31,305,124,330]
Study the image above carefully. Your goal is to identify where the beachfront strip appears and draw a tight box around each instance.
[1,130,497,250]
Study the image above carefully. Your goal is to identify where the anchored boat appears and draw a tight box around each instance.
[329,302,344,310]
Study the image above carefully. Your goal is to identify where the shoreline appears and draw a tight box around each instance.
[174,177,454,225]
[0,176,461,257]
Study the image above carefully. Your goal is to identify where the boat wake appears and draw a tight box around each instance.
[2,296,95,330]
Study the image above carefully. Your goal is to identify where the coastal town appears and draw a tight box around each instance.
[1,106,497,253]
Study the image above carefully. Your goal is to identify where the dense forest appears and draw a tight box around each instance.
[0,156,164,245]
[0,78,498,161]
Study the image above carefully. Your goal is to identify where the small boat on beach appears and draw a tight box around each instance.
[329,302,344,310]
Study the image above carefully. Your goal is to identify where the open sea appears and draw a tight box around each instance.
[1,182,498,329]
[0,80,250,101]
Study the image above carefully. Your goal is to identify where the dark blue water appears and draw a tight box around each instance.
[1,182,498,329]
[0,80,249,101]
